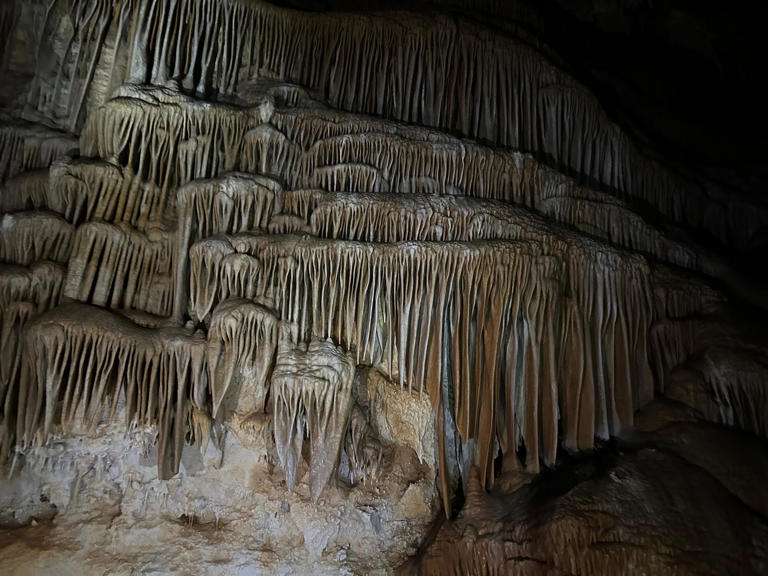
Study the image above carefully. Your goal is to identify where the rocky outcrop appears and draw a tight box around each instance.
[1,0,766,574]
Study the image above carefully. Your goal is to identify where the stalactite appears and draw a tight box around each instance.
[207,298,278,418]
[284,129,519,197]
[651,266,725,321]
[241,123,302,181]
[177,173,280,242]
[0,122,78,182]
[537,192,699,270]
[271,110,456,156]
[649,319,699,395]
[0,2,14,64]
[50,159,172,229]
[279,189,325,222]
[267,214,311,235]
[2,160,170,230]
[191,231,652,490]
[686,348,768,439]
[175,173,280,320]
[17,303,208,479]
[248,6,761,249]
[188,237,264,322]
[0,212,73,265]
[0,0,761,534]
[61,81,711,275]
[81,86,253,195]
[0,261,66,313]
[272,336,356,500]
[23,0,136,131]
[560,250,654,450]
[646,267,728,394]
[0,301,35,460]
[1,170,50,214]
[0,262,66,450]
[63,221,175,317]
[270,113,703,271]
[302,191,554,244]
[10,0,763,248]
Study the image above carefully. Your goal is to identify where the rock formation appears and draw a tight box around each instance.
[0,1,766,574]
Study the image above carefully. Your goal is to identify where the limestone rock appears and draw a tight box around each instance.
[0,0,766,573]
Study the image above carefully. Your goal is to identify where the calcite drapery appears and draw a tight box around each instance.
[0,0,766,530]
[20,303,208,479]
[207,298,278,418]
[272,337,356,500]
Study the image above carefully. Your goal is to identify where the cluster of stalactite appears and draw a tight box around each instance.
[0,289,282,479]
[272,337,356,501]
[0,262,65,313]
[648,267,727,394]
[0,212,73,266]
[4,0,763,250]
[63,221,175,317]
[207,298,278,418]
[80,87,252,194]
[0,102,737,510]
[188,232,654,502]
[2,161,169,230]
[1,0,765,516]
[646,267,768,441]
[81,88,701,274]
[0,2,13,60]
[0,261,66,457]
[271,110,703,271]
[177,173,279,243]
[0,122,78,182]
[0,79,753,510]
[14,303,208,479]
[174,173,280,319]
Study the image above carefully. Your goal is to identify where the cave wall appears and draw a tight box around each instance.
[1,1,767,574]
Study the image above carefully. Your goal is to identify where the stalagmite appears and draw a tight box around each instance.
[272,335,356,500]
[342,403,383,486]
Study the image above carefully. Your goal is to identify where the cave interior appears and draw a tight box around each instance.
[0,1,767,574]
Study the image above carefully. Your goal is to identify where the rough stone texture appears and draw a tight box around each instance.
[408,399,768,575]
[0,0,767,574]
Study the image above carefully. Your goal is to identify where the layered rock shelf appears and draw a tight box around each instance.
[1,1,767,574]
